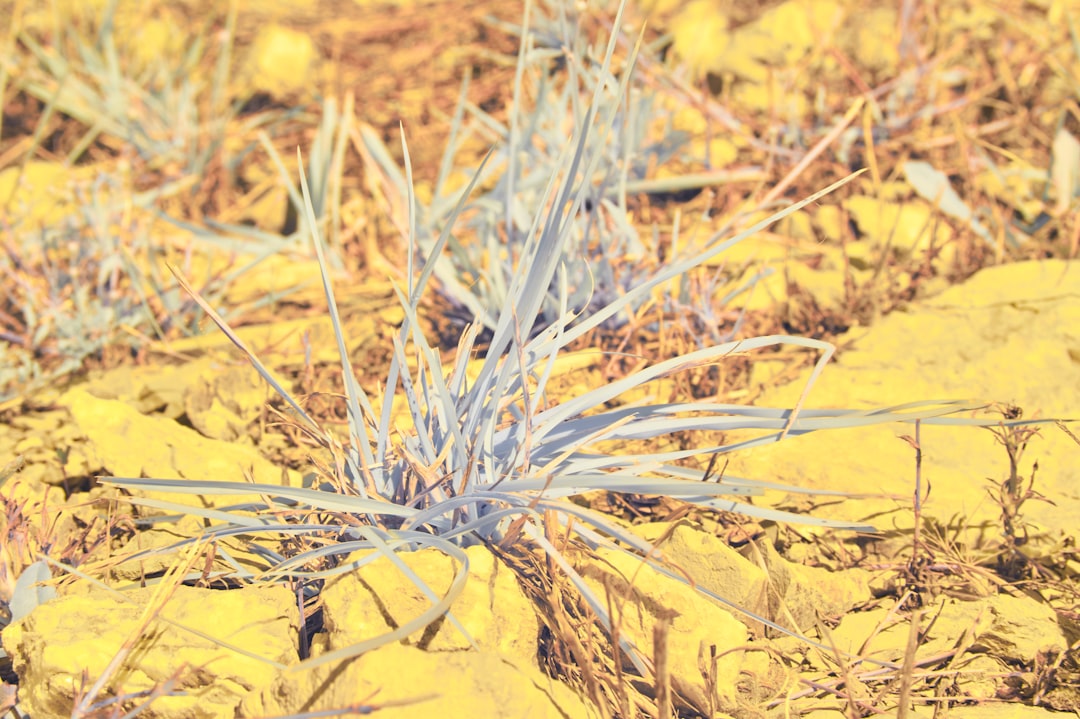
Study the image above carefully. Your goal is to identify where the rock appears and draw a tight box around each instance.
[58,388,303,507]
[0,162,96,231]
[238,643,599,719]
[723,259,1080,541]
[574,536,781,715]
[957,654,1009,702]
[2,584,298,719]
[632,522,872,638]
[748,537,873,632]
[318,544,539,665]
[972,594,1067,661]
[0,399,97,489]
[844,194,954,266]
[241,25,317,100]
[946,702,1065,718]
[632,521,771,632]
[832,593,1066,665]
[183,364,268,443]
[109,516,274,581]
[798,708,933,719]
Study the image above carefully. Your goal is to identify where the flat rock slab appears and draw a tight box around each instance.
[58,387,304,507]
[3,584,298,719]
[320,544,539,664]
[725,259,1079,538]
[239,643,599,719]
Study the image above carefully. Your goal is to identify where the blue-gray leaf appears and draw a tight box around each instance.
[9,560,56,624]
[903,160,994,245]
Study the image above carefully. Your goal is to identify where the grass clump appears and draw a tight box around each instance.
[89,2,1067,715]
[1,1,1074,717]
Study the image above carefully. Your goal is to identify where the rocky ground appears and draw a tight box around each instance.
[0,0,1078,717]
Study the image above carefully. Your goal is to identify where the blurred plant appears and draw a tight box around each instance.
[0,174,240,401]
[253,95,353,263]
[11,0,235,179]
[0,1,334,402]
[0,1,238,398]
[359,0,723,333]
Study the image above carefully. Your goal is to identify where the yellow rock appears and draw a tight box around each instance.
[668,0,731,82]
[723,259,1080,538]
[240,642,598,718]
[750,536,873,631]
[831,593,1066,664]
[576,522,779,714]
[164,300,401,367]
[844,195,955,265]
[948,700,1074,718]
[837,6,900,76]
[636,0,686,17]
[815,205,846,244]
[671,106,709,135]
[3,584,298,719]
[632,521,770,629]
[110,515,228,579]
[18,0,111,32]
[183,363,270,443]
[220,253,326,306]
[946,0,1003,42]
[128,15,187,72]
[319,544,539,664]
[0,162,97,232]
[731,73,808,117]
[58,387,304,506]
[666,105,746,161]
[696,221,858,313]
[242,24,318,99]
[974,162,1048,224]
[670,0,844,83]
[753,0,843,67]
[777,209,818,243]
[81,362,201,419]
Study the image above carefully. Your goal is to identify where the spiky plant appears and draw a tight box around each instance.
[96,0,1061,704]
